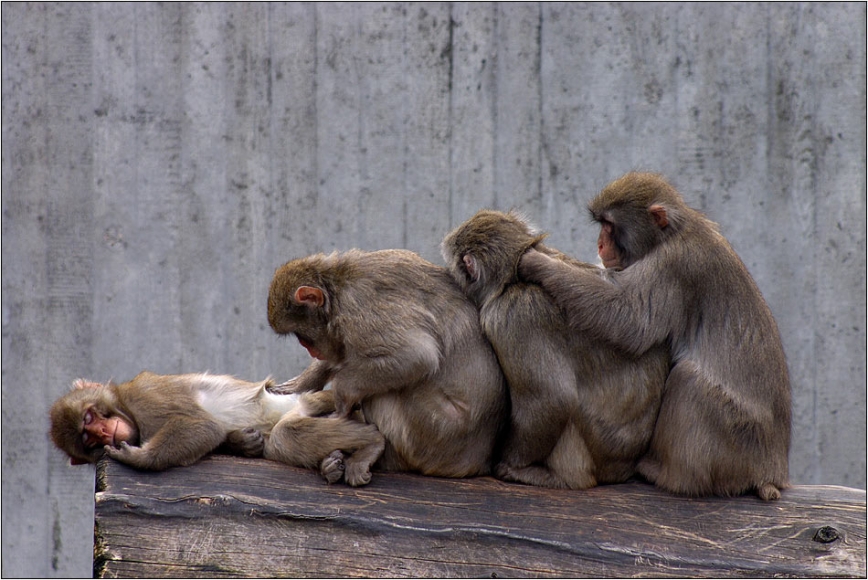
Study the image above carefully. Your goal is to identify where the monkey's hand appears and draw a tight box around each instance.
[224,428,265,457]
[268,360,333,394]
[332,388,362,418]
[267,378,305,395]
[517,247,556,284]
[103,442,149,468]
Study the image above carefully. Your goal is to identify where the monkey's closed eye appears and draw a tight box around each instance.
[82,410,95,447]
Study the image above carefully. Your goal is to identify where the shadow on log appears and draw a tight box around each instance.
[94,455,866,578]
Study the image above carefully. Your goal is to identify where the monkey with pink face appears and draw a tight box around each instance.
[50,372,385,486]
[266,248,508,479]
[519,172,792,500]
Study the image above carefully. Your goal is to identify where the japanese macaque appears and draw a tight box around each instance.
[519,172,792,500]
[49,372,385,486]
[442,210,668,489]
[267,249,507,477]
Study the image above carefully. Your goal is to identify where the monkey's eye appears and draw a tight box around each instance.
[83,410,94,426]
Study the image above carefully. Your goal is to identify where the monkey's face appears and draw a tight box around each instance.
[268,271,341,362]
[596,221,622,269]
[589,172,678,270]
[81,407,137,451]
[49,388,140,465]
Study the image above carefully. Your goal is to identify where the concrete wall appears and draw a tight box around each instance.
[2,3,864,577]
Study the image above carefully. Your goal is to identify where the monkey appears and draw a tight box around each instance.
[49,372,385,486]
[441,210,669,490]
[266,249,508,478]
[518,172,792,501]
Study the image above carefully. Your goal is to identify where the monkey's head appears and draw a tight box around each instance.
[442,210,546,307]
[590,172,687,269]
[268,254,345,362]
[49,380,139,465]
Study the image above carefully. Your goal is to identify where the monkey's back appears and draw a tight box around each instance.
[333,249,508,477]
[483,280,666,483]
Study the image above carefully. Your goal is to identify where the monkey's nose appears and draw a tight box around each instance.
[85,424,113,446]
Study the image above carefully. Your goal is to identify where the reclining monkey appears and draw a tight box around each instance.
[49,371,385,486]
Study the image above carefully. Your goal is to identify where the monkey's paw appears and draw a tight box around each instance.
[757,482,782,501]
[320,450,346,484]
[344,458,373,487]
[267,378,302,395]
[333,393,361,418]
[225,428,265,457]
[103,442,139,463]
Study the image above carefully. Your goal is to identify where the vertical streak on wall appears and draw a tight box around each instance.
[316,2,361,252]
[495,2,543,218]
[264,3,319,378]
[353,3,406,253]
[449,3,497,226]
[42,4,97,577]
[401,3,452,261]
[1,3,47,574]
[810,5,867,487]
[767,4,822,484]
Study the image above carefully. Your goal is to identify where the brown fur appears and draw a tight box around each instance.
[267,249,508,478]
[442,210,669,489]
[49,372,385,486]
[519,172,792,500]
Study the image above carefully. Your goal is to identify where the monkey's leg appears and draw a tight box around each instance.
[265,416,385,486]
[496,422,596,490]
[544,421,597,490]
[343,432,386,487]
[639,361,785,500]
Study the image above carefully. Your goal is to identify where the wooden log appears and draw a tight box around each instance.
[94,455,866,578]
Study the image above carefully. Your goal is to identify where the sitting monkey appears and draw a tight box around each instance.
[49,371,385,486]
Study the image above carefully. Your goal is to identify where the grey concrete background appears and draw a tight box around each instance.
[2,2,865,577]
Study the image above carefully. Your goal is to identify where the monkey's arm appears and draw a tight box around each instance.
[519,249,678,356]
[269,359,333,394]
[103,416,225,471]
[329,329,442,416]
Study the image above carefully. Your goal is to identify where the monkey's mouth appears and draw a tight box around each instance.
[297,335,324,360]
[108,419,119,447]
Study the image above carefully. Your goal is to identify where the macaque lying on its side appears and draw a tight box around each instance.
[49,371,384,486]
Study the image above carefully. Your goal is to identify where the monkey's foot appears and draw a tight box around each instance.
[321,450,346,484]
[494,462,572,489]
[344,458,373,487]
[756,482,782,501]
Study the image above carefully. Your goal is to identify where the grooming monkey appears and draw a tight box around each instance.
[519,172,791,500]
[442,210,668,489]
[50,371,385,486]
[267,249,508,477]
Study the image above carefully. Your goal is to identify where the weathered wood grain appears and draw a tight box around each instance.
[94,455,866,578]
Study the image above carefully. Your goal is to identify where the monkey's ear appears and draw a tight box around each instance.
[294,286,325,308]
[649,204,669,229]
[72,379,102,391]
[463,255,480,282]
